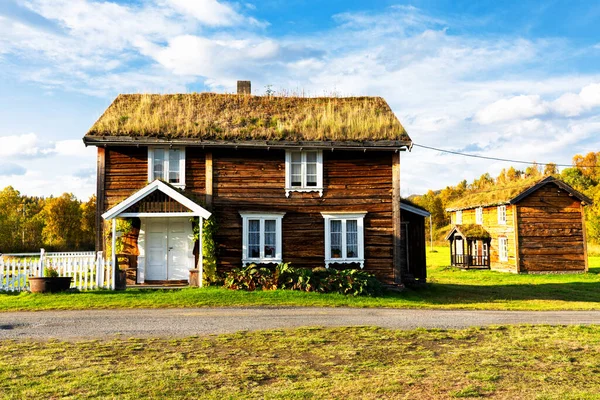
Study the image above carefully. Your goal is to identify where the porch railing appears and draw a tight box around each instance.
[451,254,490,269]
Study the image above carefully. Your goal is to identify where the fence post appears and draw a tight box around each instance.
[39,248,45,277]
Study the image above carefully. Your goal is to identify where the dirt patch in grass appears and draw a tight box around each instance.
[2,325,600,399]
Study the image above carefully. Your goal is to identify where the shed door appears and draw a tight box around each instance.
[146,218,192,281]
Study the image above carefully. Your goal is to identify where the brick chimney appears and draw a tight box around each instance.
[237,80,251,95]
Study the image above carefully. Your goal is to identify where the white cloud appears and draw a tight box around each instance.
[475,95,548,124]
[149,35,280,78]
[164,0,248,27]
[552,83,600,117]
[0,133,46,157]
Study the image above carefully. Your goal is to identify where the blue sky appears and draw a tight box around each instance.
[1,0,599,198]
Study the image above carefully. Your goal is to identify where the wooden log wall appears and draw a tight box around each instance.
[201,149,395,284]
[517,184,586,272]
[455,206,518,272]
[100,146,396,284]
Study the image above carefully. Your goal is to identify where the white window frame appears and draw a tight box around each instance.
[148,147,186,189]
[476,207,483,225]
[321,212,366,269]
[499,237,508,261]
[455,210,463,224]
[239,212,285,265]
[285,150,323,197]
[497,205,507,225]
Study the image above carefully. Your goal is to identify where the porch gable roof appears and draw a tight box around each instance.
[102,179,211,220]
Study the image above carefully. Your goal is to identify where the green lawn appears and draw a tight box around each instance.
[1,246,600,311]
[2,325,600,399]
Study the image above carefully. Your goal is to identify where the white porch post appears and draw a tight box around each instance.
[198,216,203,288]
[111,218,117,290]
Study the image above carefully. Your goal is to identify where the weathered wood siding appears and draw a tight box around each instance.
[199,149,395,284]
[453,206,518,272]
[100,146,396,284]
[517,183,586,272]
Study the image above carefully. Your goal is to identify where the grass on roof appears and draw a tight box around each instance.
[86,93,409,142]
[455,224,491,239]
[447,176,542,211]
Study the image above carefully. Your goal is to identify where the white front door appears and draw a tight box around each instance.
[145,218,192,281]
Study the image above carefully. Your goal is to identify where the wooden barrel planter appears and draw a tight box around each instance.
[29,277,73,293]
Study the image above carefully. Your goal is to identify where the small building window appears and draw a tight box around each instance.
[476,207,483,225]
[285,150,323,197]
[497,205,507,225]
[240,212,285,265]
[321,212,366,269]
[455,210,463,224]
[499,237,508,261]
[148,147,186,188]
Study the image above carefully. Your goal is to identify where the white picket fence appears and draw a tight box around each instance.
[0,250,115,292]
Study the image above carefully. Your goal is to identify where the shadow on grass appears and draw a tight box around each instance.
[402,281,600,305]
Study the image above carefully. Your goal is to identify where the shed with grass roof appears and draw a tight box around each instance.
[446,176,592,273]
[83,81,426,287]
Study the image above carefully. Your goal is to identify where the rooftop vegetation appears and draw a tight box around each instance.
[86,93,410,143]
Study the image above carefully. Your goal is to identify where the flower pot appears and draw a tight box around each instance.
[29,277,73,293]
[115,270,127,291]
[189,269,200,287]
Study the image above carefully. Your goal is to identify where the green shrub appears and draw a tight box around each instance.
[44,267,59,278]
[223,263,383,296]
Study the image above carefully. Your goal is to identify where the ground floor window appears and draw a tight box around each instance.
[321,212,366,269]
[240,212,285,265]
[498,237,508,261]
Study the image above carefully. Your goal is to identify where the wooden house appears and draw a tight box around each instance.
[82,81,427,286]
[445,176,592,273]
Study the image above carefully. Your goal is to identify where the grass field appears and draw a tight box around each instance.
[2,325,600,399]
[1,246,600,312]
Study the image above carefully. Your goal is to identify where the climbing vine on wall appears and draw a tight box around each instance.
[104,219,134,258]
[192,216,218,285]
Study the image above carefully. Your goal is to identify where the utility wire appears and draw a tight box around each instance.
[412,143,600,168]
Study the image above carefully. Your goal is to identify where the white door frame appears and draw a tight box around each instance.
[138,216,198,284]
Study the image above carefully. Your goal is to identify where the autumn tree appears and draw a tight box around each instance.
[543,163,558,176]
[42,193,83,251]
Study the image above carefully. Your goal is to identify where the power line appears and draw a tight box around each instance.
[412,143,600,168]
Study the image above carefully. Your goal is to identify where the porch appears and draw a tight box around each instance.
[102,180,211,287]
[445,225,491,270]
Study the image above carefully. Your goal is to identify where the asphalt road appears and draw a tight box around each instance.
[1,307,600,340]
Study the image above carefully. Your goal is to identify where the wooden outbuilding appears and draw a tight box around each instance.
[446,176,592,273]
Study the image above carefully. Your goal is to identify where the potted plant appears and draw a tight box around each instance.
[29,267,73,293]
[332,248,342,258]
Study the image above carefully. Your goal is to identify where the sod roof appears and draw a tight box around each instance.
[445,224,491,240]
[84,93,411,148]
[446,176,592,211]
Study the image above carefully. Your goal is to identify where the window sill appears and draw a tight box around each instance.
[242,258,282,266]
[285,187,323,198]
[325,259,365,269]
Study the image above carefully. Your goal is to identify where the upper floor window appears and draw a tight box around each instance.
[476,207,483,225]
[148,147,186,188]
[321,212,366,269]
[455,210,462,225]
[240,212,285,265]
[497,205,507,225]
[285,150,323,197]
